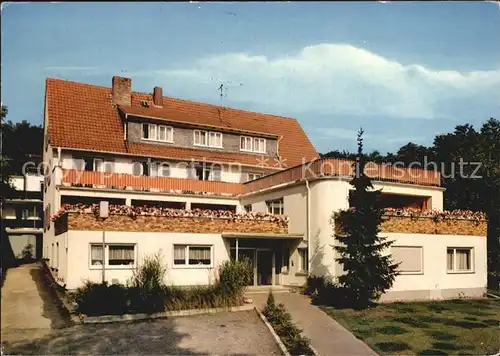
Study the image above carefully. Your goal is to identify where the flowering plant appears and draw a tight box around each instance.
[51,204,289,223]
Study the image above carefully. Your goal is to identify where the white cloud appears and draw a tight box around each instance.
[142,43,500,120]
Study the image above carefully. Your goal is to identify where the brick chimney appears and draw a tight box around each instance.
[112,76,131,106]
[153,86,163,107]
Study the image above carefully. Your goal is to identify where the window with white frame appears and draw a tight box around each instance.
[240,136,266,153]
[267,198,284,215]
[247,172,262,181]
[90,244,136,267]
[447,247,473,272]
[253,138,266,153]
[157,162,171,177]
[132,161,151,176]
[298,248,308,272]
[209,132,223,148]
[158,125,174,142]
[142,123,173,143]
[240,136,253,152]
[173,245,212,266]
[93,158,114,173]
[391,246,423,274]
[194,130,222,148]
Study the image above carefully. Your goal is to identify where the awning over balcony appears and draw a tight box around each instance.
[222,232,303,240]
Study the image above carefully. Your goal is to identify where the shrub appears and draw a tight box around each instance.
[73,254,251,316]
[74,281,128,316]
[129,252,167,313]
[218,258,252,304]
[263,291,314,356]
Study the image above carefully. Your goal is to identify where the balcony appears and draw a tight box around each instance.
[60,169,244,196]
[2,218,43,230]
[243,158,441,194]
[334,209,487,236]
[52,205,289,235]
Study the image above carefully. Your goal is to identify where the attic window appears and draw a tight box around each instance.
[140,100,150,108]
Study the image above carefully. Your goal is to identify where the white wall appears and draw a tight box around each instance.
[384,233,487,300]
[64,231,230,290]
[241,184,307,235]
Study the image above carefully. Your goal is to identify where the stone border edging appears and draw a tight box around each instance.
[253,306,320,356]
[81,304,254,324]
[254,306,291,356]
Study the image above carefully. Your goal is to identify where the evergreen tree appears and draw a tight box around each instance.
[334,128,399,308]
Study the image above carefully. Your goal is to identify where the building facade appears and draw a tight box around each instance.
[43,76,487,300]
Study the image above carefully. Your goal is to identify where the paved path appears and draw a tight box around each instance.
[1,263,70,345]
[250,291,378,356]
[4,311,282,355]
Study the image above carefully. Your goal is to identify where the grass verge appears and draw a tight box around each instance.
[321,298,500,355]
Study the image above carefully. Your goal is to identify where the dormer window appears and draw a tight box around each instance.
[240,136,266,153]
[194,130,223,148]
[142,123,173,143]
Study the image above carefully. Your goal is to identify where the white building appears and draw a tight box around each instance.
[43,76,487,300]
[2,173,44,261]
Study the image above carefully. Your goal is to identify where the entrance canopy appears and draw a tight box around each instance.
[221,232,303,240]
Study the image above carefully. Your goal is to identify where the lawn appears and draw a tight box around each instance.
[321,298,500,355]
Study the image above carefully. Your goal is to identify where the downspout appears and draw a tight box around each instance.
[123,113,128,141]
[305,178,311,274]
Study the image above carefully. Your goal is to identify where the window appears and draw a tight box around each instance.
[240,136,253,152]
[447,248,473,272]
[94,159,114,173]
[247,172,262,181]
[158,125,174,142]
[91,245,104,266]
[90,244,136,267]
[195,165,221,181]
[209,132,223,148]
[74,157,93,171]
[267,198,284,215]
[157,162,170,177]
[244,204,252,212]
[108,245,135,266]
[194,130,208,146]
[173,245,212,266]
[298,248,308,272]
[241,136,266,153]
[254,138,266,153]
[132,161,150,176]
[194,130,222,148]
[392,246,423,274]
[143,123,173,143]
[142,123,157,140]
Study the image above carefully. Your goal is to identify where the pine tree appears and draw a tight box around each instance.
[334,128,399,308]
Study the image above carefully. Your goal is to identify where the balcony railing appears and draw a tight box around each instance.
[243,158,441,193]
[60,169,244,196]
[60,158,441,197]
[2,218,43,229]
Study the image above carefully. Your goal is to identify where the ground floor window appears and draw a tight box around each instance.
[298,248,308,272]
[174,245,212,266]
[391,246,423,274]
[90,244,136,268]
[447,247,473,272]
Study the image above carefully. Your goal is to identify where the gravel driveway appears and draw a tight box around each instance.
[3,311,282,355]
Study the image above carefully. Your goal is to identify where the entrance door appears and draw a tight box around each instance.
[256,250,273,285]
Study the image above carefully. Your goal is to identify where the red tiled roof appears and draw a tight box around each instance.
[46,78,319,168]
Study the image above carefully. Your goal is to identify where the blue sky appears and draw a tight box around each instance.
[2,1,499,154]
